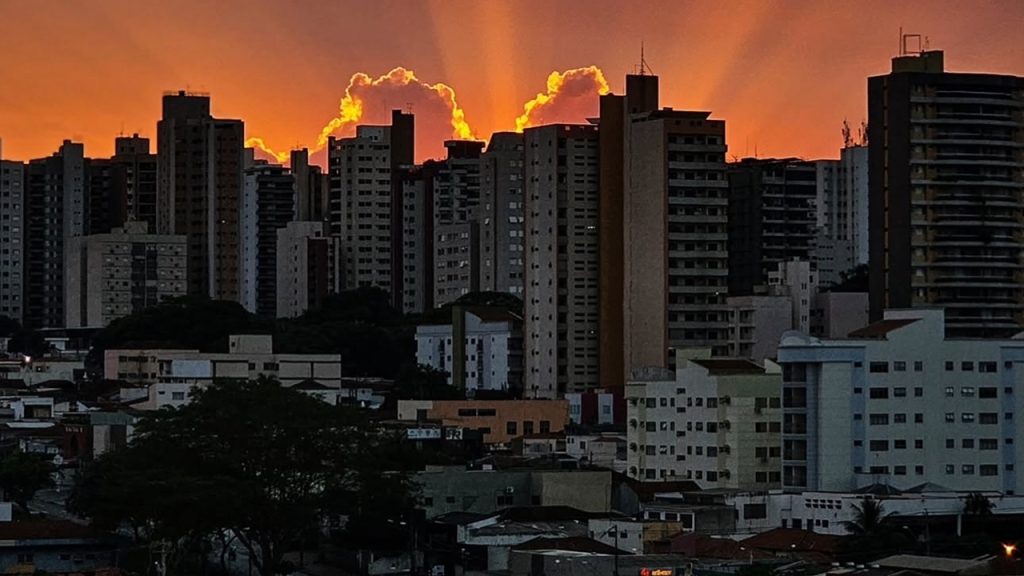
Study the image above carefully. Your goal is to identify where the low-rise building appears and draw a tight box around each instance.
[778,308,1024,493]
[565,391,622,426]
[416,306,523,394]
[566,434,626,472]
[105,334,342,409]
[724,296,792,362]
[398,399,568,446]
[626,350,782,489]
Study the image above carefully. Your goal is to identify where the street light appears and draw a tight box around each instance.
[605,525,620,576]
[1004,543,1017,559]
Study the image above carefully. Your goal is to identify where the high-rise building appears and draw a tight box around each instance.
[727,158,818,296]
[157,90,244,301]
[523,124,600,398]
[0,160,25,323]
[598,74,659,391]
[290,148,326,222]
[868,50,1024,337]
[479,132,526,297]
[113,134,159,231]
[65,221,187,328]
[328,111,414,302]
[816,145,868,276]
[433,140,484,307]
[85,157,124,234]
[399,163,437,314]
[25,140,85,328]
[241,155,295,316]
[276,221,332,319]
[623,108,730,372]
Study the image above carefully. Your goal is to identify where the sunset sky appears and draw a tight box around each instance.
[1,0,1022,164]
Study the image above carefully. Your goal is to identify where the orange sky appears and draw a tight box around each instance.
[1,0,1022,165]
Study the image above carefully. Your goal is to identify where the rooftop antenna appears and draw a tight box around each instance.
[901,31,923,56]
[639,41,654,76]
[842,120,852,148]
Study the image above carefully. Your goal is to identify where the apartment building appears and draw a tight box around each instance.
[626,350,782,489]
[240,157,295,316]
[416,306,523,394]
[479,132,526,297]
[778,308,1024,493]
[523,124,600,398]
[276,221,332,319]
[64,221,187,328]
[433,140,484,307]
[0,161,24,322]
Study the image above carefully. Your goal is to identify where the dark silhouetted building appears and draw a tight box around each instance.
[433,140,484,307]
[479,132,526,298]
[157,90,244,301]
[868,50,1024,337]
[241,155,295,316]
[0,160,25,323]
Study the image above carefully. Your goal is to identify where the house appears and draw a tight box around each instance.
[0,517,120,575]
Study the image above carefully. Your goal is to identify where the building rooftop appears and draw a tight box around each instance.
[689,358,766,375]
[847,318,919,339]
[876,554,989,575]
[0,518,109,542]
[513,536,620,554]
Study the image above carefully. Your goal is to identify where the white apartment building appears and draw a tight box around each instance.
[105,334,342,409]
[626,350,782,489]
[0,161,25,322]
[523,124,599,398]
[416,307,522,394]
[778,308,1024,494]
[64,221,187,328]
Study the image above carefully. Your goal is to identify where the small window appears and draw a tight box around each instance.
[894,361,907,372]
[945,361,954,371]
[914,387,924,397]
[915,466,924,475]
[962,464,975,475]
[945,387,955,397]
[980,362,997,373]
[913,361,924,372]
[962,439,975,449]
[869,388,889,399]
[980,465,998,477]
[946,439,955,448]
[894,413,907,424]
[869,362,889,373]
[946,413,955,423]
[979,387,998,399]
[915,413,924,424]
[915,439,923,449]
[869,440,889,451]
[894,439,907,449]
[962,362,974,371]
[894,387,907,398]
[945,465,955,475]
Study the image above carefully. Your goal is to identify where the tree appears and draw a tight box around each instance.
[69,378,416,576]
[0,315,20,338]
[843,497,893,537]
[0,451,55,511]
[964,492,994,516]
[826,264,869,293]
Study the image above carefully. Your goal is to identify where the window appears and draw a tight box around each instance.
[961,387,975,397]
[914,361,924,372]
[523,421,534,434]
[980,362,998,373]
[962,362,974,371]
[853,413,862,421]
[980,413,998,425]
[916,465,924,475]
[980,387,998,399]
[423,497,434,506]
[894,361,907,372]
[946,439,955,449]
[894,439,907,449]
[962,439,975,449]
[962,465,975,475]
[915,413,924,424]
[744,503,768,519]
[870,362,889,373]
[894,387,907,398]
[894,413,907,424]
[915,439,923,449]
[869,440,889,451]
[962,413,976,423]
[869,388,889,399]
[980,439,998,450]
[945,387,955,397]
[945,361,954,371]
[980,465,999,477]
[945,413,955,423]
[870,414,889,425]
[540,420,551,433]
[458,408,478,416]
[914,387,924,397]
[895,466,907,476]
[507,421,517,436]
[945,465,955,475]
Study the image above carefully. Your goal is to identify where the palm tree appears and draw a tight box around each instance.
[843,497,893,536]
[963,492,994,516]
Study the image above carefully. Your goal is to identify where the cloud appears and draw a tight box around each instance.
[514,66,610,131]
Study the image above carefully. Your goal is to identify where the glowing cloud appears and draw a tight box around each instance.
[514,66,610,132]
[247,67,477,163]
[245,137,291,163]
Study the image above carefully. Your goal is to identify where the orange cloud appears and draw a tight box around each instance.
[248,67,476,163]
[514,66,610,132]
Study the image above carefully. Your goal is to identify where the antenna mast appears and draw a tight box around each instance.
[640,41,654,75]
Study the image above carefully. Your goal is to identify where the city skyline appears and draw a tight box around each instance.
[2,0,1023,163]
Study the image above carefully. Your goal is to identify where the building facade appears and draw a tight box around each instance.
[157,91,244,301]
[626,351,783,489]
[241,156,295,316]
[624,109,730,371]
[479,132,526,297]
[523,124,600,398]
[778,308,1024,493]
[0,161,25,322]
[397,399,569,445]
[416,306,523,394]
[65,221,187,328]
[25,141,85,328]
[276,221,332,319]
[868,50,1024,337]
[433,140,484,307]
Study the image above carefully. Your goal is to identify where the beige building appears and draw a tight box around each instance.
[624,109,730,374]
[397,399,569,445]
[523,124,600,398]
[276,221,332,318]
[626,350,782,489]
[105,335,342,409]
[65,221,187,328]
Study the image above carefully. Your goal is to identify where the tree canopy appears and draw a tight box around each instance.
[69,378,418,576]
[0,451,55,511]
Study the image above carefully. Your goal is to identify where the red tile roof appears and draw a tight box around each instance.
[848,318,919,339]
